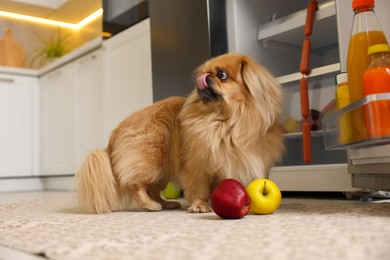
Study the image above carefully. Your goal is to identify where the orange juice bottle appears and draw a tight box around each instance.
[363,44,390,138]
[347,0,388,141]
[336,73,353,144]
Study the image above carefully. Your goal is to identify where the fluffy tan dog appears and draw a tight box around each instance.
[76,53,284,214]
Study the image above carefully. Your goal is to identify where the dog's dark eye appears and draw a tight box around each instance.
[216,70,228,81]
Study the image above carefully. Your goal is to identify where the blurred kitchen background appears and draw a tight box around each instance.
[0,0,102,68]
[1,0,390,196]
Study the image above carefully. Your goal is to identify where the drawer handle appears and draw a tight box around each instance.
[0,77,15,83]
[79,55,97,65]
[48,71,62,79]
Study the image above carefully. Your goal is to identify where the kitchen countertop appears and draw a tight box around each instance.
[0,36,102,77]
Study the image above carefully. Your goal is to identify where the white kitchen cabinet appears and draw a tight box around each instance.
[73,50,104,169]
[40,49,104,175]
[39,19,153,176]
[102,18,153,142]
[39,19,153,175]
[0,73,39,177]
[40,62,76,175]
[40,19,152,175]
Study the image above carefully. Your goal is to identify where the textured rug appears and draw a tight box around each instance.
[0,192,390,260]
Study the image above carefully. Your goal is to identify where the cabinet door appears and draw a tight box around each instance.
[40,64,75,175]
[73,50,104,169]
[0,73,38,177]
[102,19,153,142]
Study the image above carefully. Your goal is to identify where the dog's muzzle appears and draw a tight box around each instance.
[196,73,222,104]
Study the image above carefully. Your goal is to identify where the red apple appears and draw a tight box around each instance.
[210,179,251,219]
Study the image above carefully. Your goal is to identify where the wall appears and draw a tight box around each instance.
[0,10,101,69]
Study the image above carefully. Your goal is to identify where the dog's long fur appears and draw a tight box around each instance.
[76,53,284,214]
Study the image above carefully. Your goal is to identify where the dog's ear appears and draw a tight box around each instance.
[240,56,282,131]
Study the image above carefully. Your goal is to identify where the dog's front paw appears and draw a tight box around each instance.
[142,201,162,211]
[187,200,212,213]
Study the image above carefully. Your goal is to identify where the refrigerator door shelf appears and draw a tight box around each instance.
[323,93,390,150]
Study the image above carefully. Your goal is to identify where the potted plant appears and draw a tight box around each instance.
[29,28,69,68]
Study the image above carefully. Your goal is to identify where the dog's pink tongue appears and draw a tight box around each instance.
[197,73,210,90]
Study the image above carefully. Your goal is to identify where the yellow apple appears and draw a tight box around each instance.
[162,182,182,199]
[246,178,282,214]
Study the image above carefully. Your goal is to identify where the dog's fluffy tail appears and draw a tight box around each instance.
[76,148,118,214]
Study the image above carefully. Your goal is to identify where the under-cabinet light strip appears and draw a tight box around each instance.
[74,8,103,29]
[0,8,103,29]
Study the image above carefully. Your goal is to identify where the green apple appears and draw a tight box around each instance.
[246,178,282,214]
[162,182,182,199]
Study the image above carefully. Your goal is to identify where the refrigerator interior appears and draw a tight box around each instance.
[225,0,390,191]
[225,0,351,184]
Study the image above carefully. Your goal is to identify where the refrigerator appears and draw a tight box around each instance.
[149,0,390,194]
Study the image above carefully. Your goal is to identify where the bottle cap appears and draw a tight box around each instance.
[352,0,374,10]
[368,44,390,55]
[336,72,348,86]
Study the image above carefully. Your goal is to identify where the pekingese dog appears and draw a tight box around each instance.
[76,53,284,214]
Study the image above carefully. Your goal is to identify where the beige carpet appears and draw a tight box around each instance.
[0,192,390,260]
